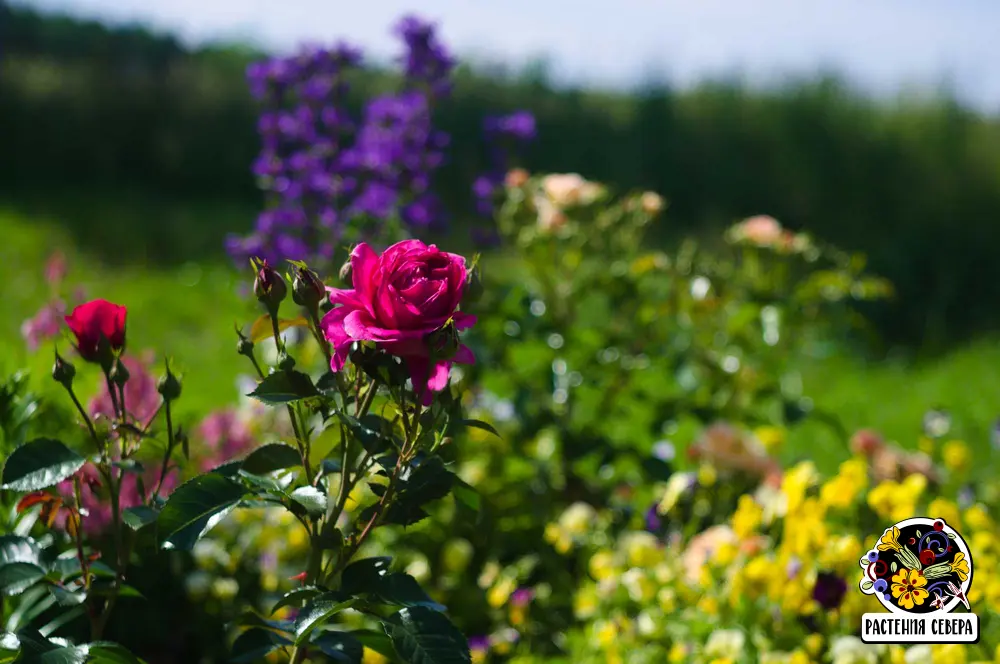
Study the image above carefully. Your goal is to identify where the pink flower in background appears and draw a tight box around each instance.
[56,463,178,536]
[45,250,67,286]
[21,300,66,351]
[198,407,257,471]
[739,215,784,245]
[89,352,162,428]
[320,240,476,405]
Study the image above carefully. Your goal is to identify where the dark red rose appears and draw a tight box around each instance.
[64,299,127,363]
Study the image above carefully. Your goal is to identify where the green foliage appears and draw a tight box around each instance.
[0,438,85,492]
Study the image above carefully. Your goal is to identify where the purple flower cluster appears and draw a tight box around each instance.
[227,15,456,269]
[472,111,536,217]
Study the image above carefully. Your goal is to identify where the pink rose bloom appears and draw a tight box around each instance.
[21,300,67,351]
[89,353,162,429]
[198,407,256,471]
[321,240,476,405]
[56,463,178,536]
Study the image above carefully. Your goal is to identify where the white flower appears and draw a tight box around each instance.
[540,173,602,207]
[559,501,598,536]
[904,645,933,664]
[828,635,880,664]
[704,629,745,660]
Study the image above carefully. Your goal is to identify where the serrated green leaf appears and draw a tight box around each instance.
[270,586,324,615]
[0,439,85,492]
[311,631,364,663]
[338,414,395,455]
[157,474,247,551]
[0,563,45,596]
[293,593,356,644]
[290,486,328,516]
[340,558,392,596]
[0,536,44,569]
[121,506,159,531]
[350,630,396,662]
[230,628,293,664]
[46,585,85,606]
[248,371,319,404]
[241,443,303,475]
[383,607,470,664]
[368,574,446,612]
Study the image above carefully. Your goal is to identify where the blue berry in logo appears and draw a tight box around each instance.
[874,579,888,593]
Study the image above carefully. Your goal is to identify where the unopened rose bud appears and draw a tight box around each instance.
[291,265,326,310]
[253,259,287,311]
[427,322,460,361]
[52,350,76,388]
[505,168,530,189]
[464,265,483,306]
[176,426,190,459]
[338,257,353,285]
[110,358,130,388]
[277,352,296,372]
[236,327,254,357]
[640,191,664,215]
[157,363,182,402]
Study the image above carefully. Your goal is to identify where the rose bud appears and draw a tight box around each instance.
[52,350,76,388]
[253,259,287,310]
[464,263,484,306]
[236,327,254,358]
[277,352,296,372]
[338,256,353,284]
[505,167,530,189]
[157,363,182,402]
[291,265,326,310]
[64,299,127,366]
[427,321,461,361]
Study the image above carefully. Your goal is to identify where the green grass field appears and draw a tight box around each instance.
[3,203,998,471]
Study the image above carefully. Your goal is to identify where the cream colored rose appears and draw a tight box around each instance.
[541,173,602,207]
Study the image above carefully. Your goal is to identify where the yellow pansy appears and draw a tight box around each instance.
[820,457,869,510]
[868,476,926,523]
[803,634,824,657]
[622,531,664,568]
[941,439,972,473]
[697,595,720,616]
[731,494,763,539]
[782,461,819,514]
[592,619,618,649]
[668,642,690,663]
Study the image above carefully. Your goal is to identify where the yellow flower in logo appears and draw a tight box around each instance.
[878,526,902,552]
[949,552,970,583]
[891,568,929,610]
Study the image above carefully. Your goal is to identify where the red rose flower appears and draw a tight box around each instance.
[65,299,127,363]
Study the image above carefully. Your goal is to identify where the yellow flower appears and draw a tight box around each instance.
[697,595,720,616]
[789,651,812,664]
[820,458,869,510]
[965,504,994,532]
[891,568,929,610]
[698,463,718,487]
[622,531,663,568]
[928,498,962,532]
[941,440,971,473]
[592,620,618,649]
[731,494,763,539]
[657,587,677,613]
[949,552,970,582]
[487,577,516,609]
[715,542,739,568]
[754,426,785,454]
[782,498,828,557]
[704,629,746,661]
[589,550,618,581]
[658,472,695,515]
[668,642,689,663]
[931,643,968,664]
[869,475,926,523]
[803,634,824,657]
[559,501,598,536]
[362,647,389,664]
[573,585,599,619]
[782,462,819,514]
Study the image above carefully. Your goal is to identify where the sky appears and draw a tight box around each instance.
[22,0,1000,112]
